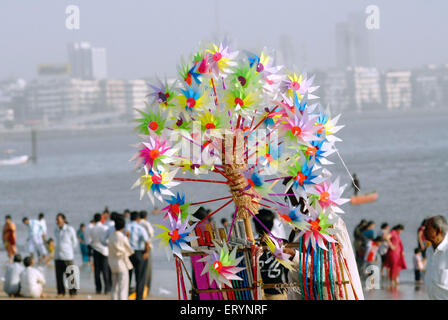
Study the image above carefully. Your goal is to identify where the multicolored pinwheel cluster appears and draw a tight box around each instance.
[132,41,351,256]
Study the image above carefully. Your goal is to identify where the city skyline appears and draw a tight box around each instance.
[1,0,447,81]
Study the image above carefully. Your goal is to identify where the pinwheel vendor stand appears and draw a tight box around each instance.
[130,42,363,300]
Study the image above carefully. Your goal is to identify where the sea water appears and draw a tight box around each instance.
[0,108,447,298]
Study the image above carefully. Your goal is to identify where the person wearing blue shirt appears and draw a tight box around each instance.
[125,211,149,300]
[363,221,376,241]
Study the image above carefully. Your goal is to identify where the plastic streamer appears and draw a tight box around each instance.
[310,248,316,300]
[304,243,311,299]
[320,247,324,299]
[327,242,334,299]
[332,242,343,299]
[298,236,304,300]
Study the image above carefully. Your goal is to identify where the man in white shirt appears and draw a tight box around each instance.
[139,210,154,296]
[22,217,47,263]
[38,213,47,240]
[87,213,112,294]
[20,256,46,298]
[424,215,448,300]
[54,213,78,297]
[3,254,24,297]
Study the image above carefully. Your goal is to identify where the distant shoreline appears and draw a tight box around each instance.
[1,107,447,138]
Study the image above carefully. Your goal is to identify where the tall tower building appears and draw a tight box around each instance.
[335,12,374,68]
[67,42,107,80]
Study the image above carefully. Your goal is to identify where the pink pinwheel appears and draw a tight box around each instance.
[296,204,338,251]
[281,107,320,147]
[207,43,239,77]
[280,72,319,100]
[130,134,177,170]
[313,177,349,214]
[198,241,245,288]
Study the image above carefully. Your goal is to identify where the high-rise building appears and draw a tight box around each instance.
[0,78,26,126]
[412,65,446,109]
[335,12,374,68]
[350,67,382,111]
[313,69,351,113]
[67,42,107,80]
[383,71,412,109]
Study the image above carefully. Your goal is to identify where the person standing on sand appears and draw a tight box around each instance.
[20,256,46,299]
[2,215,17,263]
[54,213,78,297]
[108,215,134,300]
[139,210,154,296]
[87,213,112,295]
[22,217,47,264]
[77,224,90,265]
[38,213,47,242]
[353,219,367,268]
[413,248,425,284]
[125,211,150,300]
[423,215,448,299]
[384,224,407,287]
[378,223,392,277]
[418,219,430,262]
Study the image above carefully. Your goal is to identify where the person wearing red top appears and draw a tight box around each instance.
[384,225,407,287]
[2,215,17,263]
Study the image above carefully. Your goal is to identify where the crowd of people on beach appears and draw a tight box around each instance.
[1,208,155,300]
[3,205,448,300]
[353,218,439,289]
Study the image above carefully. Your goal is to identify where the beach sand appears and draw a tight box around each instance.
[0,282,174,300]
[0,281,428,300]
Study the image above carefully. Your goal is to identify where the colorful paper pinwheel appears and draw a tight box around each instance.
[206,42,239,77]
[313,177,350,214]
[198,241,245,288]
[131,134,176,170]
[264,234,296,271]
[155,214,197,260]
[276,205,310,231]
[161,193,191,222]
[131,166,179,204]
[296,204,338,251]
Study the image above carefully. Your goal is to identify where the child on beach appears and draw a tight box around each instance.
[362,236,383,283]
[413,248,425,284]
[19,256,46,298]
[44,238,55,264]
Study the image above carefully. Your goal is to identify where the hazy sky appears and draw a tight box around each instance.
[1,0,447,80]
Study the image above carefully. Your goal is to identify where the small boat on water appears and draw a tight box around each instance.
[0,155,30,166]
[350,191,378,205]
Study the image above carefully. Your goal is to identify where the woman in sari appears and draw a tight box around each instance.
[2,215,17,263]
[384,224,407,287]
